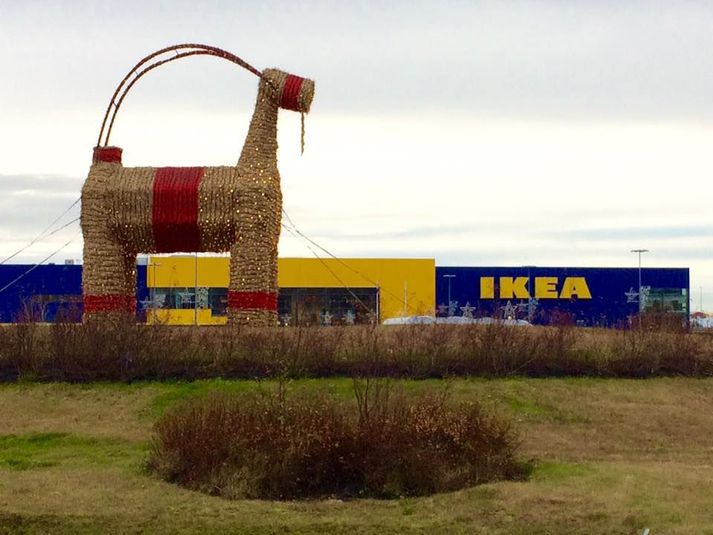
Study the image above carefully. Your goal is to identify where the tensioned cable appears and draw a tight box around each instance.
[281,208,410,309]
[0,198,81,265]
[0,230,82,295]
[280,222,373,315]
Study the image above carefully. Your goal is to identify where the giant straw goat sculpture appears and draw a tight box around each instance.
[81,44,314,325]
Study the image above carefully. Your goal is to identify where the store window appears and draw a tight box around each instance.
[147,286,379,325]
[278,287,378,326]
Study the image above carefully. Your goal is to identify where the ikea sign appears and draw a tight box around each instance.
[479,276,592,300]
[435,266,690,327]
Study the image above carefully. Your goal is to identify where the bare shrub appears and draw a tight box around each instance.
[606,327,706,377]
[147,381,524,499]
[530,325,596,376]
[1,306,48,379]
[639,311,688,333]
[469,323,545,375]
[342,324,389,376]
[2,318,713,382]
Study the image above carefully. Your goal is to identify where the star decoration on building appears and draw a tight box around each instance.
[344,310,355,325]
[140,294,166,310]
[196,287,209,308]
[502,300,517,320]
[640,286,651,306]
[625,287,639,303]
[177,291,194,305]
[460,302,475,318]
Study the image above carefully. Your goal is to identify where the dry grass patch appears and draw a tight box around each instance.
[2,378,713,533]
[0,383,160,442]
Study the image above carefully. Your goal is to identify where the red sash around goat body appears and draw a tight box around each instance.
[92,146,280,255]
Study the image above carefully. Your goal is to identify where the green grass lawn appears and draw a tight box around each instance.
[1,377,713,534]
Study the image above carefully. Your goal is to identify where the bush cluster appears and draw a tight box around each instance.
[147,381,524,499]
[1,318,712,382]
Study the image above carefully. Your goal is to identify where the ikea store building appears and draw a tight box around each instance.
[0,257,689,327]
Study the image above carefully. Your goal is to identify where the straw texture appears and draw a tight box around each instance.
[81,66,314,325]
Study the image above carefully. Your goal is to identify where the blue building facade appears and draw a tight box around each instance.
[0,263,689,327]
[0,264,148,323]
[435,267,689,327]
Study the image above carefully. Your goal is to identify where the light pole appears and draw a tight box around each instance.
[194,252,199,326]
[443,274,456,316]
[148,261,161,323]
[631,249,649,327]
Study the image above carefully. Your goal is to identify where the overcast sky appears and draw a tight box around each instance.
[1,1,712,309]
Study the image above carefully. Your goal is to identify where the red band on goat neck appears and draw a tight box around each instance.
[280,74,305,111]
[93,146,123,164]
[228,291,278,311]
[84,294,136,313]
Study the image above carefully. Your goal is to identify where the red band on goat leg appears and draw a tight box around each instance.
[227,291,278,311]
[84,294,136,313]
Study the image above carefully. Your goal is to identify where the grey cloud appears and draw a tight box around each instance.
[289,221,713,248]
[304,222,521,241]
[651,249,713,262]
[0,175,81,234]
[546,225,713,241]
[0,174,82,194]
[3,1,713,121]
[319,241,708,267]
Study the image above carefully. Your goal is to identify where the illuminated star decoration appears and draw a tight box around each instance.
[502,301,517,320]
[322,311,332,325]
[177,291,195,307]
[460,302,475,318]
[640,286,651,307]
[344,310,355,325]
[625,288,639,303]
[140,294,166,310]
[196,287,209,308]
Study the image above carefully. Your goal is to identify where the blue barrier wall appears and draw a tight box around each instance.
[435,267,689,327]
[0,265,148,322]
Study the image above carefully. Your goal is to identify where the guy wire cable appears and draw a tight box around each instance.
[1,217,81,265]
[1,197,81,265]
[281,208,410,309]
[280,222,372,314]
[0,230,82,294]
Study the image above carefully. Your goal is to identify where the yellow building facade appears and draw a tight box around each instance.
[146,256,435,325]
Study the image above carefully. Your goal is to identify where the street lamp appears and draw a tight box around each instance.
[630,249,649,327]
[148,261,161,323]
[443,274,456,316]
[194,252,199,326]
